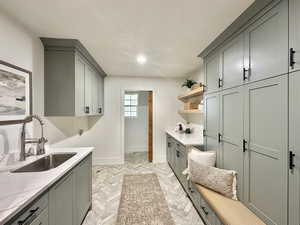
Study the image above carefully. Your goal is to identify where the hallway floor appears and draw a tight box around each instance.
[83,152,204,225]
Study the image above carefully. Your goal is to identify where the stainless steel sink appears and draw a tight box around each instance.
[11,153,76,173]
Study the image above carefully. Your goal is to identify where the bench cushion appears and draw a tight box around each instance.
[195,184,266,225]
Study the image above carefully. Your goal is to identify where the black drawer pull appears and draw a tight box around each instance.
[201,206,209,215]
[243,139,247,152]
[290,151,296,170]
[243,68,249,80]
[290,48,296,69]
[176,150,180,158]
[18,207,39,225]
[85,106,90,114]
[98,107,102,114]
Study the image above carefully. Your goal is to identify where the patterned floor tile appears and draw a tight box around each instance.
[83,152,204,225]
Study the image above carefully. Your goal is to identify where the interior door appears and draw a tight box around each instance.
[244,0,288,82]
[219,87,244,201]
[205,51,221,93]
[221,34,244,89]
[243,75,288,225]
[288,71,300,225]
[289,0,300,72]
[204,92,220,165]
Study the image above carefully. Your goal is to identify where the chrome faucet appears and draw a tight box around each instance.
[20,115,48,161]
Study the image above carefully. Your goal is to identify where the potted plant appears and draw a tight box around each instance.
[182,79,197,91]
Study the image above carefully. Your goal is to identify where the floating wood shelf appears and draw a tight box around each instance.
[178,87,204,102]
[178,109,203,114]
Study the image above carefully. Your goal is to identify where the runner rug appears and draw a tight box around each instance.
[116,173,175,225]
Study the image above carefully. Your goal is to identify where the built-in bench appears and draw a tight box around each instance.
[194,183,266,225]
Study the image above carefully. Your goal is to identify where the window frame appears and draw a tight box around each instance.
[124,94,138,118]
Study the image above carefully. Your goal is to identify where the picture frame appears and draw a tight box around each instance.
[0,60,32,125]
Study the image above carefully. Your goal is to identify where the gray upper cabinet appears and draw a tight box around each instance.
[288,71,300,225]
[289,0,300,72]
[41,38,106,117]
[244,0,289,82]
[220,34,245,89]
[219,87,244,201]
[243,76,288,225]
[204,51,221,93]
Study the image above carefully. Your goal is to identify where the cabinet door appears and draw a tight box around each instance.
[91,70,99,115]
[97,75,104,115]
[204,93,221,165]
[75,55,86,116]
[166,136,173,168]
[75,155,92,225]
[244,0,288,82]
[49,172,74,225]
[288,71,300,225]
[84,65,93,115]
[205,51,221,93]
[244,76,288,225]
[220,34,244,89]
[289,0,300,72]
[219,87,244,201]
[175,147,188,190]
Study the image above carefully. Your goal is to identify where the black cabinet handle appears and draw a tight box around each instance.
[176,150,180,158]
[201,206,209,215]
[290,151,296,170]
[168,142,171,148]
[18,207,39,225]
[98,107,102,114]
[243,139,248,152]
[243,68,249,80]
[85,106,90,114]
[218,133,222,143]
[290,48,296,69]
[218,78,223,88]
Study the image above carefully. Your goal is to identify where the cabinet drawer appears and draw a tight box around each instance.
[11,193,48,225]
[30,208,48,225]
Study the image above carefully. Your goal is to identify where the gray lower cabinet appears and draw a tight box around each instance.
[289,0,300,72]
[49,172,75,225]
[174,145,188,191]
[74,155,92,225]
[30,208,49,225]
[244,0,288,83]
[220,33,244,89]
[166,135,175,169]
[219,87,244,201]
[205,51,221,94]
[243,76,288,225]
[288,71,300,225]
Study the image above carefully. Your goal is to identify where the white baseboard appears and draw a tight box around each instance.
[125,146,148,153]
[93,156,124,165]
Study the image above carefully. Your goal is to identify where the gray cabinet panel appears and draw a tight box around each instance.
[75,155,92,225]
[288,71,300,225]
[289,0,300,72]
[49,172,75,225]
[84,65,93,115]
[205,51,221,93]
[175,146,188,191]
[244,0,288,82]
[220,87,244,200]
[75,55,86,116]
[204,92,219,139]
[244,76,288,225]
[98,75,104,115]
[221,34,244,89]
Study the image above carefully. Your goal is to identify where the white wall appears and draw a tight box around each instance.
[125,91,148,153]
[0,11,184,167]
[53,76,184,164]
[0,11,89,168]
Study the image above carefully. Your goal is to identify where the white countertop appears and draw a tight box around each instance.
[165,125,204,146]
[0,147,93,225]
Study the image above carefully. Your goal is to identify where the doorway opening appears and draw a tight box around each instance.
[123,90,153,164]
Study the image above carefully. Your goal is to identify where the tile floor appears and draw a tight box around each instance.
[83,152,204,225]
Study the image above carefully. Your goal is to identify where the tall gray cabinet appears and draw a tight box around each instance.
[200,0,293,224]
[41,38,106,117]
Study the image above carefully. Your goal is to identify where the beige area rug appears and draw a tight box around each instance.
[116,173,175,225]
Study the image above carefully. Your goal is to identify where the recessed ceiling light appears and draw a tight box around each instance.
[136,55,147,64]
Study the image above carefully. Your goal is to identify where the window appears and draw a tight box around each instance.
[124,94,138,117]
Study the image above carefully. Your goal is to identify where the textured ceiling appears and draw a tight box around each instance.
[0,0,254,77]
